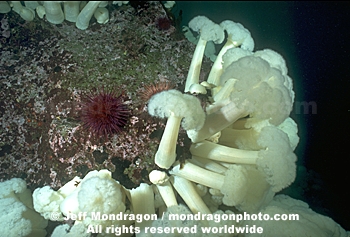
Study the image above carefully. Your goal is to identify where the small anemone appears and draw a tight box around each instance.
[140,81,175,102]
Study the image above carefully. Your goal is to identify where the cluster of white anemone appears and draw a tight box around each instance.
[142,15,347,236]
[147,15,298,202]
[0,1,129,30]
[1,15,348,237]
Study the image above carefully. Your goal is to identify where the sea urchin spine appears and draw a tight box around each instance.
[80,88,130,138]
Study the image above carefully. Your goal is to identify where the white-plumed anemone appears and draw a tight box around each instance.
[148,89,205,169]
[43,2,64,24]
[76,1,101,30]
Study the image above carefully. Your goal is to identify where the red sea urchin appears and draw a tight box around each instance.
[80,88,130,138]
[155,16,172,31]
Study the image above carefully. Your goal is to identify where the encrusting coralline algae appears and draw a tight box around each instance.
[0,2,197,189]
